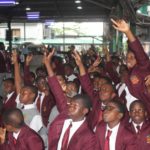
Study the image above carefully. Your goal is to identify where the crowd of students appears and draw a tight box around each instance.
[0,19,150,150]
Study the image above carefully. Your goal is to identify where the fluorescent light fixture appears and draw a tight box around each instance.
[75,0,81,4]
[77,6,82,9]
[26,12,40,20]
[45,19,55,25]
[0,0,16,6]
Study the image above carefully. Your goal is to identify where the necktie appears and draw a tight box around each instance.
[36,93,42,112]
[13,137,17,145]
[61,122,72,150]
[104,130,112,150]
[136,125,141,134]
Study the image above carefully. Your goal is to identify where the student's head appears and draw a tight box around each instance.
[129,100,147,124]
[19,85,38,104]
[56,74,66,85]
[126,51,137,69]
[64,64,74,76]
[68,94,92,121]
[3,78,15,94]
[103,100,126,126]
[35,76,48,92]
[36,67,47,78]
[66,81,79,98]
[99,83,116,104]
[3,108,24,132]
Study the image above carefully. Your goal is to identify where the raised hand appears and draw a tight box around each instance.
[111,19,130,33]
[0,128,6,144]
[72,50,83,67]
[11,50,18,64]
[43,48,55,66]
[25,53,33,66]
[145,75,150,87]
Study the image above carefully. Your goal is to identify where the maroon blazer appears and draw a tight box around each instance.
[48,113,99,150]
[95,121,136,150]
[125,38,150,114]
[0,125,44,150]
[79,73,103,130]
[40,94,55,127]
[126,121,150,150]
[2,92,17,113]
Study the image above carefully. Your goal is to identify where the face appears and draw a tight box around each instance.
[64,66,73,76]
[3,81,15,94]
[66,83,78,98]
[99,83,115,103]
[36,78,48,92]
[126,51,137,69]
[68,99,87,121]
[129,102,147,124]
[4,124,14,132]
[103,102,122,123]
[93,77,100,91]
[19,87,35,104]
[56,75,66,86]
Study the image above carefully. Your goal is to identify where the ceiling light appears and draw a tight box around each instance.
[26,7,31,11]
[77,6,82,9]
[26,12,40,20]
[75,0,81,4]
[0,0,16,6]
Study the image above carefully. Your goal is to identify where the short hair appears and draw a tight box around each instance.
[108,99,126,115]
[35,76,45,84]
[3,78,15,85]
[3,108,24,128]
[72,94,92,110]
[129,100,147,112]
[23,85,38,101]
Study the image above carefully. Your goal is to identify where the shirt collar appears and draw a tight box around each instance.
[23,103,36,109]
[107,123,120,132]
[132,121,143,128]
[6,91,15,99]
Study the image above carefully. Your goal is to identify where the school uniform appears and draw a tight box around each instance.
[126,121,150,150]
[0,125,44,150]
[125,38,150,115]
[48,76,99,150]
[95,121,136,150]
[2,92,17,113]
[35,91,55,127]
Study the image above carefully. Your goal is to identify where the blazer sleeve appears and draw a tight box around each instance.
[128,38,149,66]
[23,65,32,86]
[79,73,99,105]
[48,76,67,113]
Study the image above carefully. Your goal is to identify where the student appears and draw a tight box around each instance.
[0,108,44,150]
[96,100,136,150]
[126,100,150,150]
[43,50,98,150]
[111,19,150,115]
[2,78,17,113]
[72,51,119,130]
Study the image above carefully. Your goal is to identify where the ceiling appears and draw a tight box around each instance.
[0,0,119,22]
[0,0,149,24]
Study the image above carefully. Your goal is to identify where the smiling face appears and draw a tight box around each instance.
[99,83,115,104]
[129,101,147,124]
[67,98,88,121]
[126,51,137,69]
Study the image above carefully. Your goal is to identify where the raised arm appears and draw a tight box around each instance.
[43,49,67,113]
[24,54,33,85]
[12,50,22,94]
[111,19,149,65]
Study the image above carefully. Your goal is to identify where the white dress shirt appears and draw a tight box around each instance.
[13,130,21,140]
[106,123,120,150]
[57,118,85,150]
[5,91,15,103]
[132,122,143,133]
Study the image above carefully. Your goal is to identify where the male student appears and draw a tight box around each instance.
[95,100,136,150]
[0,108,44,150]
[2,78,17,113]
[72,51,121,130]
[43,50,98,150]
[126,100,150,150]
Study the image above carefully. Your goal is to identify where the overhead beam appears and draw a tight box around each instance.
[82,0,112,10]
